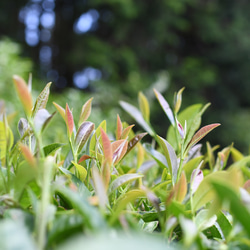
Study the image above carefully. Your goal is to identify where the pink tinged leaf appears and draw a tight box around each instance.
[174,172,187,203]
[120,124,134,139]
[126,132,148,156]
[154,89,175,126]
[75,121,95,153]
[19,143,36,168]
[176,118,185,139]
[116,114,123,140]
[32,82,52,117]
[13,75,33,116]
[100,128,112,166]
[53,102,65,121]
[191,168,204,194]
[65,103,74,137]
[186,123,221,151]
[78,154,92,164]
[78,97,93,127]
[112,140,128,165]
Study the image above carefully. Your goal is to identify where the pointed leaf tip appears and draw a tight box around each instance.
[13,75,33,116]
[65,103,74,137]
[186,123,221,152]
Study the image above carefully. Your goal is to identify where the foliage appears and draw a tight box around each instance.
[1,75,250,249]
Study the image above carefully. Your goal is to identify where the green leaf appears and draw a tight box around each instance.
[0,220,36,250]
[167,104,202,150]
[138,92,150,122]
[32,81,52,117]
[48,213,83,245]
[183,156,203,181]
[156,135,178,184]
[141,221,158,233]
[195,209,217,232]
[110,189,146,224]
[216,211,232,239]
[211,181,250,237]
[53,102,65,121]
[89,120,106,156]
[120,101,155,136]
[144,143,168,169]
[154,89,175,126]
[174,87,185,114]
[0,122,7,159]
[74,121,94,154]
[71,161,87,182]
[55,185,106,231]
[183,103,211,150]
[78,97,93,127]
[108,173,143,194]
[43,143,65,157]
[192,169,242,212]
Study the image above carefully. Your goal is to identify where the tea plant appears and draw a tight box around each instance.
[0,75,250,250]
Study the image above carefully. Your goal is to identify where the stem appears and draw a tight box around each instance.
[176,139,185,183]
[36,157,54,250]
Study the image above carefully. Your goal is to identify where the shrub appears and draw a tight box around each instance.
[0,75,250,250]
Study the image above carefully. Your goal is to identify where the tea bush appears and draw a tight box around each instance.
[0,75,250,250]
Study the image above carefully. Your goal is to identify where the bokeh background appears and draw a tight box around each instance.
[1,0,250,152]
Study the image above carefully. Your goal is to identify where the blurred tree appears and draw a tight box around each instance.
[1,0,250,151]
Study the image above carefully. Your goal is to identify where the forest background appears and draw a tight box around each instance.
[1,0,250,153]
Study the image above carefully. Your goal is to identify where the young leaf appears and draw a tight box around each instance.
[173,172,187,203]
[43,143,65,157]
[55,185,106,230]
[92,166,109,209]
[125,132,147,156]
[71,161,87,182]
[13,75,33,116]
[120,125,134,139]
[100,128,112,166]
[89,120,106,156]
[109,173,143,194]
[19,143,36,167]
[33,109,51,133]
[116,114,123,140]
[154,89,175,126]
[0,122,7,159]
[174,87,185,114]
[185,123,221,153]
[110,189,146,224]
[78,97,93,127]
[120,101,155,136]
[190,168,204,194]
[32,82,52,117]
[65,103,74,137]
[75,121,95,153]
[78,154,92,163]
[53,102,65,121]
[138,92,150,122]
[156,135,178,184]
[112,140,128,165]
